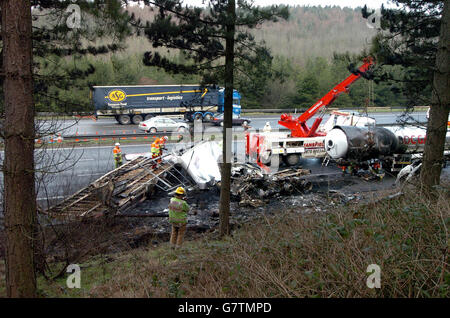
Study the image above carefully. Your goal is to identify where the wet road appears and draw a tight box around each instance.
[0,109,433,211]
[39,111,427,136]
[0,137,448,215]
[1,140,345,208]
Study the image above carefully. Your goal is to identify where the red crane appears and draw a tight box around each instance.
[278,57,375,138]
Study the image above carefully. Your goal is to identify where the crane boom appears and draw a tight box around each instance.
[278,57,375,138]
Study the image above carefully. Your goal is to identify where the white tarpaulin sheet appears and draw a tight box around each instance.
[123,141,222,189]
[178,141,222,189]
[124,152,152,161]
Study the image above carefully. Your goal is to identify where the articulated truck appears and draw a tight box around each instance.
[91,84,242,125]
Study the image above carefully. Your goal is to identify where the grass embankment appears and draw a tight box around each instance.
[1,185,448,298]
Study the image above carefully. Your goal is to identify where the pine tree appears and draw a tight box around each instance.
[423,0,449,190]
[137,0,288,236]
[292,73,320,107]
[1,0,36,297]
[363,0,449,190]
[0,0,131,297]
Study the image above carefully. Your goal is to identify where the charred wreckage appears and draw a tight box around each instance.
[40,57,450,221]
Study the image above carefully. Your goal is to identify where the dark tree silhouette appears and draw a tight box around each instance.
[1,0,36,297]
[137,0,288,236]
[362,0,449,190]
[0,0,131,297]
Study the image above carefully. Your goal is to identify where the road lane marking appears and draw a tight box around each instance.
[33,144,155,151]
[37,195,66,201]
[77,172,108,177]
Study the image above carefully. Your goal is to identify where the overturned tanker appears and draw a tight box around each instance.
[325,126,399,160]
[325,125,450,172]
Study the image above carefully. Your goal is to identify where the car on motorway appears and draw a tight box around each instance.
[138,116,189,133]
[211,113,251,126]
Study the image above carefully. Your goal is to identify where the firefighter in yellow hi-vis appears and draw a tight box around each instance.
[151,140,160,170]
[168,187,190,248]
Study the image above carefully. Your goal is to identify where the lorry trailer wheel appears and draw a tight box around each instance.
[131,115,143,125]
[285,154,300,166]
[204,113,213,121]
[194,113,203,121]
[118,115,131,125]
[144,114,153,121]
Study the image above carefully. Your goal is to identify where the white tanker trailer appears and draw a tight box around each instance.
[325,125,450,172]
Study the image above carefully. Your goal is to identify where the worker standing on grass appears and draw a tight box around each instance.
[113,143,123,169]
[168,187,190,249]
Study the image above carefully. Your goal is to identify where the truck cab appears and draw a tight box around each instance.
[217,88,242,115]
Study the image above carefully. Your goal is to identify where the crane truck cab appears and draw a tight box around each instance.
[246,57,376,168]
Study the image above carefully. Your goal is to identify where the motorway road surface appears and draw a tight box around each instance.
[0,110,434,212]
[0,139,351,208]
[0,142,247,209]
[0,144,156,209]
[38,111,428,137]
[0,139,448,215]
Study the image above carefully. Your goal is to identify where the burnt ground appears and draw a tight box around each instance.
[116,160,400,241]
[117,158,449,247]
[1,160,448,263]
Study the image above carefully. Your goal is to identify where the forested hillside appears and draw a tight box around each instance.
[254,6,377,63]
[32,5,410,112]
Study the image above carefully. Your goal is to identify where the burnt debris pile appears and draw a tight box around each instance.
[230,164,313,208]
[41,156,190,219]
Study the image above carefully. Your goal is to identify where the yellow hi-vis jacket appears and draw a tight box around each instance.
[151,142,160,155]
[168,197,189,223]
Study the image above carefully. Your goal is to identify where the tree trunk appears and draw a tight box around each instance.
[219,0,236,237]
[1,0,37,297]
[420,0,450,191]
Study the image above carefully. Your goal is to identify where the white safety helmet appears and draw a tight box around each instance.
[115,142,120,146]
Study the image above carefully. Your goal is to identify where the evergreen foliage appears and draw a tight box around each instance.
[136,1,288,86]
[362,1,443,107]
[0,0,132,114]
[2,4,415,113]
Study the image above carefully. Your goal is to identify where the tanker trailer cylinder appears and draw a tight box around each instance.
[325,128,349,159]
[325,126,399,160]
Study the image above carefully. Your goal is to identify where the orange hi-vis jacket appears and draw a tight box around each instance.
[151,142,160,156]
[113,146,122,160]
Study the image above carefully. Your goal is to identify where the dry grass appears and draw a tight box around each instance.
[82,185,449,298]
[1,184,448,298]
